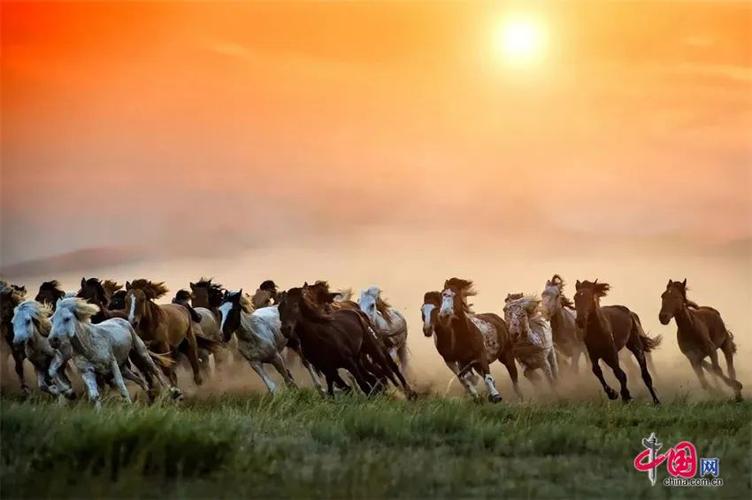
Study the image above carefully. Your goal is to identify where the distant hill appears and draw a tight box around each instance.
[0,247,145,278]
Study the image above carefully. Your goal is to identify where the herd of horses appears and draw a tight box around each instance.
[0,274,743,407]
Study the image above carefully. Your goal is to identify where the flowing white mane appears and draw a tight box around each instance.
[57,297,100,322]
[15,300,53,324]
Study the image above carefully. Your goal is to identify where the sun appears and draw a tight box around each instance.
[493,15,548,66]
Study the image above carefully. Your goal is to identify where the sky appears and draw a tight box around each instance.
[1,1,750,269]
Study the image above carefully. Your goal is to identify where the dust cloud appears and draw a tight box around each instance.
[2,230,750,403]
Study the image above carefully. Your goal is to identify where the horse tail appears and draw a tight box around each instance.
[195,335,223,354]
[631,312,662,352]
[147,348,176,369]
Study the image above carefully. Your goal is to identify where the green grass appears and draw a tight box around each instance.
[1,392,750,498]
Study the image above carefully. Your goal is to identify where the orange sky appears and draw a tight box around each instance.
[2,1,751,267]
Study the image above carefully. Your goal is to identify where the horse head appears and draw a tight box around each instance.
[503,295,540,343]
[49,297,99,349]
[659,278,688,325]
[573,279,610,328]
[35,280,63,309]
[12,300,52,346]
[218,290,246,342]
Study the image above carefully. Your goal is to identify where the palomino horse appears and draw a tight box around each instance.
[278,287,414,398]
[218,290,298,394]
[12,300,75,398]
[1,283,30,394]
[574,280,661,404]
[659,279,742,400]
[49,298,177,407]
[504,294,558,387]
[436,278,519,402]
[125,279,204,386]
[358,286,409,373]
[77,277,127,323]
[541,275,586,372]
[34,280,67,309]
[251,280,279,309]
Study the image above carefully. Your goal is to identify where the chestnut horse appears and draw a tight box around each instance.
[436,278,519,402]
[125,279,203,386]
[574,280,661,404]
[659,279,742,400]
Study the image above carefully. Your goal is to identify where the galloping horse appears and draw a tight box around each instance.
[504,294,558,387]
[188,278,233,368]
[125,279,203,386]
[659,279,742,400]
[278,287,413,398]
[1,283,30,394]
[49,298,177,407]
[218,290,298,394]
[306,281,359,312]
[573,280,661,404]
[358,286,409,373]
[435,278,519,402]
[541,275,586,372]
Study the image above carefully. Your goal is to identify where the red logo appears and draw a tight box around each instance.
[634,434,698,485]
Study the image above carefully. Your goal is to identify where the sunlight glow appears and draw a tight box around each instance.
[494,15,548,66]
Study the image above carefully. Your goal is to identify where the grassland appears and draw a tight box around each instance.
[1,391,750,499]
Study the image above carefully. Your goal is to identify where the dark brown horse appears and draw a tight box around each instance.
[77,277,127,323]
[34,280,66,309]
[435,278,518,402]
[125,279,204,386]
[1,282,29,394]
[278,287,413,398]
[659,279,742,400]
[574,280,661,404]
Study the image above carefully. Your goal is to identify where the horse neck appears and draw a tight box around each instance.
[586,302,609,335]
[142,300,162,330]
[432,320,455,354]
[70,320,97,359]
[673,303,695,331]
[29,322,52,354]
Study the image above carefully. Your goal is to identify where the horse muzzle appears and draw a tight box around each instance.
[422,325,433,337]
[658,313,671,325]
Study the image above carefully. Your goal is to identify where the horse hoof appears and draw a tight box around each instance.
[194,376,203,386]
[488,393,503,404]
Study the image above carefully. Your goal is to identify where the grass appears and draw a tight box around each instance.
[1,391,750,498]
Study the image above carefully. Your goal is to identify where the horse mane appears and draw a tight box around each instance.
[423,291,441,306]
[239,292,255,314]
[1,284,26,307]
[38,280,63,298]
[668,280,702,309]
[172,289,192,303]
[259,280,277,292]
[505,292,524,303]
[58,297,100,322]
[288,287,332,323]
[545,275,575,308]
[444,278,476,313]
[508,294,541,314]
[102,280,122,295]
[192,277,225,308]
[579,280,610,297]
[129,279,169,300]
[546,274,564,287]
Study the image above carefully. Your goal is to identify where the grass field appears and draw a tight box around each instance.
[1,391,750,499]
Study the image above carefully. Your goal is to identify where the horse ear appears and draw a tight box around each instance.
[189,282,196,289]
[682,278,687,287]
[303,281,309,288]
[593,278,598,285]
[667,279,673,286]
[81,277,86,288]
[125,281,131,290]
[575,280,581,290]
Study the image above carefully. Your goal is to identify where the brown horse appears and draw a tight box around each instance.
[77,277,127,323]
[659,279,742,400]
[278,286,414,398]
[1,282,29,394]
[574,280,661,404]
[305,281,360,312]
[435,278,518,402]
[125,279,203,386]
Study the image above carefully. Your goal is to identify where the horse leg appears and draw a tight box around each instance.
[602,352,631,402]
[81,370,102,409]
[626,342,660,405]
[571,348,581,374]
[269,353,298,389]
[500,352,523,401]
[548,349,560,382]
[591,357,618,400]
[110,361,132,403]
[122,364,149,393]
[689,356,712,391]
[249,361,277,394]
[720,342,742,400]
[183,333,203,386]
[705,349,743,398]
[300,355,325,393]
[12,349,29,396]
[481,369,503,403]
[397,343,410,377]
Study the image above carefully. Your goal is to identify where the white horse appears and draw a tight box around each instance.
[503,295,558,388]
[49,298,177,408]
[11,300,75,398]
[218,291,298,394]
[358,286,409,372]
